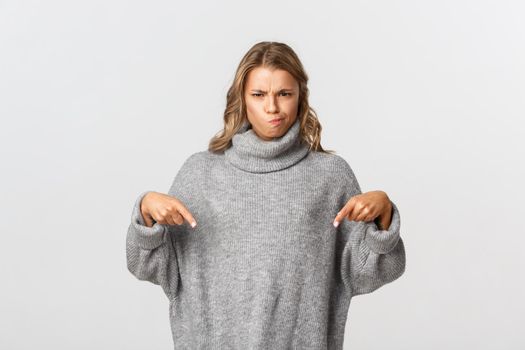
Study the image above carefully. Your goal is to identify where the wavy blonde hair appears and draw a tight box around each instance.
[208,41,335,154]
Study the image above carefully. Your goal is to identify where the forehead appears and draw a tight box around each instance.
[245,67,298,88]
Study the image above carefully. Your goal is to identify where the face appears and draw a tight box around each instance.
[243,66,300,141]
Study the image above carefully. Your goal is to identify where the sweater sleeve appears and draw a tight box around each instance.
[125,190,180,301]
[338,162,406,297]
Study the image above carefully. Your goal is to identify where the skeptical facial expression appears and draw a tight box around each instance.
[243,66,300,141]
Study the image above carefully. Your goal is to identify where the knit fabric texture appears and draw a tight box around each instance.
[126,118,406,349]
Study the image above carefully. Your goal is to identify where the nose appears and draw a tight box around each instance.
[265,95,279,114]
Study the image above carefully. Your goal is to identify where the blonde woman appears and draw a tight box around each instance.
[126,41,406,349]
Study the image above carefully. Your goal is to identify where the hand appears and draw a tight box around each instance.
[333,190,392,229]
[141,191,197,229]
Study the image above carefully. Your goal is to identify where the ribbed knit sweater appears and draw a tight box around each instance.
[126,118,406,349]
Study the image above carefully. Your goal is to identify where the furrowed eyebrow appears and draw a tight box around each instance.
[250,89,294,93]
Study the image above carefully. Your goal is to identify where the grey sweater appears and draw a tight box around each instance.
[126,118,406,349]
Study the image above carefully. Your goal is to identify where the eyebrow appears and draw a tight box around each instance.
[250,88,294,93]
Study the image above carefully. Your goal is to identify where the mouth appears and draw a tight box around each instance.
[268,117,284,125]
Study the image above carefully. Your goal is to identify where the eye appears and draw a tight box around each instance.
[251,92,292,97]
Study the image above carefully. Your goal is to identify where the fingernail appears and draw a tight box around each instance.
[191,222,197,228]
[333,221,339,228]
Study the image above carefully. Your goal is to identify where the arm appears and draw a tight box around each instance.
[126,191,180,301]
[338,165,406,297]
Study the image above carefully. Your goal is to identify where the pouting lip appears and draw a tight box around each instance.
[269,117,284,122]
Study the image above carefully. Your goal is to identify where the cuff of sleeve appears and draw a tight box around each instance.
[364,201,401,254]
[128,191,167,250]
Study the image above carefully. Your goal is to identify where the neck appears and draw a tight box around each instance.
[224,118,310,173]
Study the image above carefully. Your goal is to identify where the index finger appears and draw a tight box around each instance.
[173,199,197,228]
[333,197,356,227]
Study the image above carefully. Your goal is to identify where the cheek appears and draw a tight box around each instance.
[284,98,299,113]
[245,99,265,120]
[247,102,261,115]
[244,98,256,113]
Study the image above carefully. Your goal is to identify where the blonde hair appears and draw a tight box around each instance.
[208,41,335,154]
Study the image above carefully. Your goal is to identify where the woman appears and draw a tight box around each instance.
[126,41,406,350]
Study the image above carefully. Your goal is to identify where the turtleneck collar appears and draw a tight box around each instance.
[224,118,310,173]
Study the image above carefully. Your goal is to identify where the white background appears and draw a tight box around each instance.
[1,0,524,349]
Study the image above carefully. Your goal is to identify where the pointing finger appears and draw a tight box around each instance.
[333,209,346,228]
[333,198,355,227]
[174,200,197,228]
